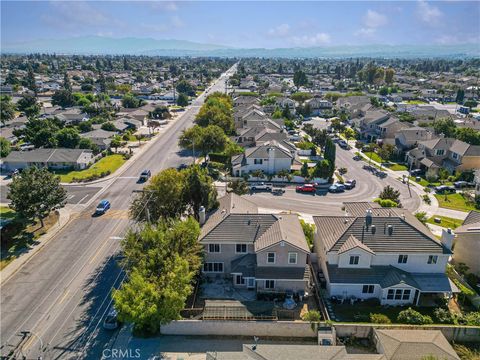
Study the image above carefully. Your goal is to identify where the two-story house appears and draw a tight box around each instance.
[234,125,286,148]
[452,210,480,276]
[313,202,458,306]
[406,138,480,174]
[394,127,434,154]
[200,193,310,294]
[352,110,390,142]
[306,97,333,116]
[231,140,301,176]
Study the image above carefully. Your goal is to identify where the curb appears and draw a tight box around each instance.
[0,207,72,286]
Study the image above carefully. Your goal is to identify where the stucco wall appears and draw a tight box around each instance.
[452,232,480,276]
[257,243,307,267]
[160,320,316,338]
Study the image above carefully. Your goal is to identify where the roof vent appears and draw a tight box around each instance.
[371,225,376,234]
[247,219,251,225]
[365,209,373,227]
[387,225,394,236]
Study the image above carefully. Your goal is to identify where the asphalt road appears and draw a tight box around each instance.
[0,65,236,360]
[245,144,421,216]
[1,184,102,205]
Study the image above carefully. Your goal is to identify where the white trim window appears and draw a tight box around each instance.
[203,262,224,273]
[236,244,247,254]
[387,288,411,301]
[427,255,438,264]
[435,149,445,156]
[362,285,374,294]
[398,254,408,264]
[288,252,298,264]
[267,252,276,264]
[208,244,221,253]
[349,255,359,265]
[265,280,275,289]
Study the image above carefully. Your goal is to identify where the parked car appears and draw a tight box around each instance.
[344,179,357,190]
[376,171,387,179]
[9,169,20,178]
[410,169,423,176]
[435,185,456,194]
[296,184,316,193]
[19,142,34,151]
[338,140,349,149]
[103,307,119,330]
[138,169,151,182]
[250,182,272,192]
[454,181,475,188]
[329,183,346,193]
[272,187,285,196]
[353,155,362,161]
[177,164,188,171]
[95,200,111,215]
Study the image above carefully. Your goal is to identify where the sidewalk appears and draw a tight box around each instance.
[0,206,71,285]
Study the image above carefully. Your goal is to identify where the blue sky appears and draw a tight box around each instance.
[1,1,479,48]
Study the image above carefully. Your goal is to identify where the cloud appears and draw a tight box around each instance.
[355,9,388,38]
[149,1,178,12]
[363,10,388,28]
[268,24,291,37]
[417,0,443,25]
[41,1,112,30]
[288,33,331,47]
[170,15,184,28]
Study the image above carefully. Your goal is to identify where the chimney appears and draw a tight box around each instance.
[371,225,376,234]
[365,209,372,228]
[441,228,455,251]
[199,206,206,225]
[387,225,393,236]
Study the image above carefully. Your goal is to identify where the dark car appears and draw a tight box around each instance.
[328,183,346,193]
[103,307,119,330]
[454,181,475,189]
[138,169,151,182]
[344,179,357,189]
[95,200,111,215]
[435,185,456,194]
[353,155,362,161]
[177,164,188,171]
[376,171,387,178]
[410,169,423,176]
[296,184,316,193]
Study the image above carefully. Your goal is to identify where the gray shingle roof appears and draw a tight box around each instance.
[3,148,92,163]
[231,254,256,277]
[255,265,309,280]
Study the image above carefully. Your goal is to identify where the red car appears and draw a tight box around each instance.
[296,184,316,193]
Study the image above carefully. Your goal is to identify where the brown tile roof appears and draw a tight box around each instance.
[338,234,375,254]
[255,214,309,253]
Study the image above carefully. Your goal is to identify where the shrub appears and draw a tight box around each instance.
[370,313,391,324]
[397,308,433,325]
[433,308,454,324]
[422,194,431,205]
[458,312,480,326]
[374,198,398,208]
[415,211,428,224]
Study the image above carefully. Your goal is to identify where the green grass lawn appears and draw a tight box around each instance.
[426,215,463,229]
[0,206,16,221]
[332,302,438,324]
[55,154,126,183]
[434,193,477,212]
[385,163,408,171]
[406,100,428,105]
[363,152,383,163]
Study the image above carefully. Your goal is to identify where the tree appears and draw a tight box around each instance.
[228,179,249,195]
[183,165,218,219]
[433,118,456,137]
[17,117,62,148]
[293,70,308,87]
[195,93,234,134]
[122,94,144,108]
[8,166,67,227]
[176,93,189,107]
[378,185,401,205]
[130,168,187,222]
[464,100,478,109]
[110,135,122,152]
[63,72,72,92]
[384,68,395,84]
[290,92,312,103]
[149,106,171,120]
[0,137,11,158]
[456,128,480,145]
[323,137,336,176]
[77,121,93,133]
[55,127,80,148]
[377,144,394,162]
[456,89,465,104]
[300,162,310,178]
[52,89,75,108]
[179,125,227,156]
[26,66,37,94]
[175,80,195,96]
[17,94,40,118]
[343,128,356,140]
[0,96,15,124]
[101,122,117,131]
[78,137,96,151]
[312,159,331,179]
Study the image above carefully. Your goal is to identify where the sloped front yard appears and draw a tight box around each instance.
[55,154,126,183]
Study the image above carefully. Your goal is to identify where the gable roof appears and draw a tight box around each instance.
[374,329,460,360]
[3,148,92,164]
[245,141,294,160]
[255,214,309,253]
[456,210,480,234]
[338,234,375,255]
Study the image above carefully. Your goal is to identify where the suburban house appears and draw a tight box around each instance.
[306,97,333,116]
[234,125,286,148]
[235,108,269,129]
[352,110,391,142]
[53,107,89,124]
[406,138,480,174]
[394,127,434,154]
[2,148,93,171]
[199,193,311,294]
[313,202,458,306]
[233,95,260,107]
[275,97,296,114]
[208,329,459,360]
[234,104,264,128]
[231,140,301,176]
[452,210,480,276]
[80,129,115,150]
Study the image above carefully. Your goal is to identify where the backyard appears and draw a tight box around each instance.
[426,215,463,230]
[434,193,477,212]
[54,154,126,183]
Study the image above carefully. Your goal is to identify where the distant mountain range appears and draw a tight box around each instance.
[2,36,479,58]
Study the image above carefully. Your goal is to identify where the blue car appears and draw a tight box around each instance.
[95,200,111,215]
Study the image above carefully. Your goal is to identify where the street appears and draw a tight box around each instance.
[0,66,235,360]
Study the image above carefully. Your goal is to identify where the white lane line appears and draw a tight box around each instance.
[76,195,89,205]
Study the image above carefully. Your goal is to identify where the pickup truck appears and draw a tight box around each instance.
[249,182,272,192]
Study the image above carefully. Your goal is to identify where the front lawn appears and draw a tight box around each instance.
[434,193,477,212]
[0,206,16,221]
[406,100,428,105]
[385,163,408,171]
[55,154,126,183]
[426,215,463,229]
[363,152,383,163]
[332,302,437,324]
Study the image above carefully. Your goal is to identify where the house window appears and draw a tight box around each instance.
[265,280,275,289]
[387,289,394,300]
[267,252,276,264]
[435,149,445,156]
[394,289,403,300]
[236,244,247,253]
[362,285,374,294]
[288,252,298,264]
[402,289,411,300]
[254,159,263,165]
[398,255,408,264]
[203,262,224,273]
[452,152,459,160]
[208,244,220,253]
[235,274,245,285]
[349,255,360,265]
[428,255,438,264]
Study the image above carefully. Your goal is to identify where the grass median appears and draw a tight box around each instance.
[55,154,126,183]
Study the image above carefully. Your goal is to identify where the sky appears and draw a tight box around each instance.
[1,1,479,48]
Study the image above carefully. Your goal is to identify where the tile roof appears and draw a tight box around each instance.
[456,210,480,233]
[245,141,294,160]
[3,148,92,164]
[374,329,460,360]
[338,235,375,255]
